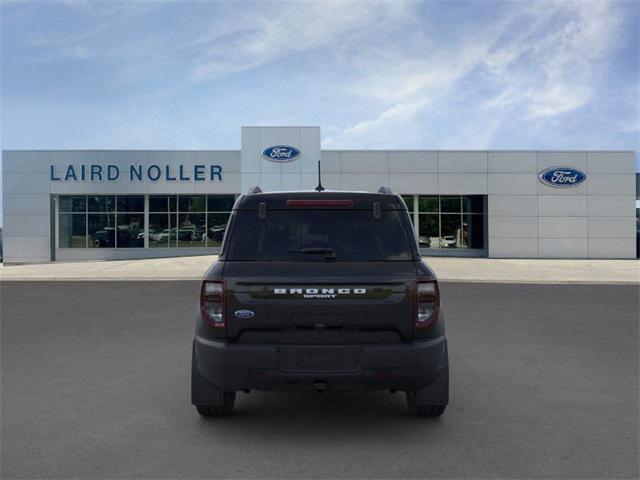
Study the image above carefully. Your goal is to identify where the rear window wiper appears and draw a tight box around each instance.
[288,247,337,260]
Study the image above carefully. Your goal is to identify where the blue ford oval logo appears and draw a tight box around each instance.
[538,166,586,188]
[261,145,301,162]
[234,309,255,319]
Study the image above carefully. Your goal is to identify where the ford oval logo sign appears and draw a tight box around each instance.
[538,166,586,188]
[234,309,255,319]
[261,145,301,162]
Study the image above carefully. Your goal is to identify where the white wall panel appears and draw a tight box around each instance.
[438,174,487,194]
[259,174,282,192]
[98,150,150,166]
[388,151,438,173]
[587,217,636,238]
[307,173,340,190]
[2,237,50,262]
[538,217,587,238]
[489,195,538,217]
[3,194,50,215]
[538,151,587,172]
[320,151,340,173]
[3,214,50,237]
[238,173,260,193]
[587,195,636,217]
[51,150,100,166]
[488,151,537,173]
[281,173,304,190]
[3,151,50,173]
[587,174,636,195]
[299,128,323,173]
[538,195,587,217]
[194,173,241,194]
[587,239,636,259]
[488,174,538,194]
[4,172,51,195]
[438,152,487,173]
[538,239,588,258]
[489,217,538,238]
[587,152,635,174]
[340,151,388,173]
[389,174,437,194]
[339,173,389,191]
[195,151,241,173]
[489,238,538,258]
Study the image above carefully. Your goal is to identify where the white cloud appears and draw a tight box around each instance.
[326,0,627,147]
[189,1,412,80]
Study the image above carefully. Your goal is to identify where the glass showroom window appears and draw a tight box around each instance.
[59,196,87,247]
[116,196,144,248]
[401,195,416,232]
[58,195,145,248]
[418,196,439,248]
[207,195,235,247]
[149,194,235,248]
[149,195,177,248]
[178,195,206,248]
[416,195,485,250]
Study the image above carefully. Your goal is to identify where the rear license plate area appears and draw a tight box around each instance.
[279,346,360,372]
[297,347,343,370]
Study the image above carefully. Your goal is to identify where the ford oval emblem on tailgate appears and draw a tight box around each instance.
[234,310,255,319]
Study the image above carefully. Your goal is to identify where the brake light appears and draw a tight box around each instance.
[286,199,354,207]
[200,280,225,328]
[415,280,439,328]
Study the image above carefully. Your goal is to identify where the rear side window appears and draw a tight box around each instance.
[226,209,415,261]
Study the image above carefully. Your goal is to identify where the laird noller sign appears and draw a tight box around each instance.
[50,163,223,182]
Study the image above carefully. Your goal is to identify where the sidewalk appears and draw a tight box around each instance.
[1,256,638,284]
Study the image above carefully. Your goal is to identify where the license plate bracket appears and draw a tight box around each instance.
[296,347,344,370]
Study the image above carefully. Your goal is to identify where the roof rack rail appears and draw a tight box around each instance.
[247,186,263,194]
[377,186,393,194]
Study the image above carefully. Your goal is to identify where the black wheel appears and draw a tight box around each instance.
[195,392,236,417]
[406,390,446,417]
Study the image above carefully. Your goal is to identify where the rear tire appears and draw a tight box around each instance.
[195,392,236,417]
[192,343,236,417]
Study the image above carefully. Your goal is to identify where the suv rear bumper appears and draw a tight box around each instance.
[193,335,448,393]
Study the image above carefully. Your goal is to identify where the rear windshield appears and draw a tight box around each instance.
[225,209,416,261]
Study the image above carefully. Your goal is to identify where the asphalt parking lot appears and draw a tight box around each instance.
[1,281,638,479]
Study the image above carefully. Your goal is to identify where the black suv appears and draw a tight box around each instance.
[191,188,449,416]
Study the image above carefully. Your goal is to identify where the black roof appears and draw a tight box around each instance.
[236,190,407,210]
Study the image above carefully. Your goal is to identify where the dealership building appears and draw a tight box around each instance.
[1,126,637,263]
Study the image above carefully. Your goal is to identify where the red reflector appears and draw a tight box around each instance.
[286,199,354,207]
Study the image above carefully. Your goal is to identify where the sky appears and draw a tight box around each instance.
[1,0,639,223]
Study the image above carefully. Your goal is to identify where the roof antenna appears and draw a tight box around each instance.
[315,160,325,192]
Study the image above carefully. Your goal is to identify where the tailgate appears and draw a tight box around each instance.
[223,262,416,344]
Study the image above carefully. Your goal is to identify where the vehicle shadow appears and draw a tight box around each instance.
[192,390,448,443]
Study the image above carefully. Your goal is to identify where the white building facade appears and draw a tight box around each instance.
[2,126,637,263]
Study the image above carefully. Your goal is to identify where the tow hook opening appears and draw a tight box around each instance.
[313,381,326,393]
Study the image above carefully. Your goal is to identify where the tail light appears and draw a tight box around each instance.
[415,280,440,328]
[200,280,225,328]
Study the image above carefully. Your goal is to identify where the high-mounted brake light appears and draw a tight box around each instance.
[286,199,354,207]
[415,280,440,328]
[200,280,225,328]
